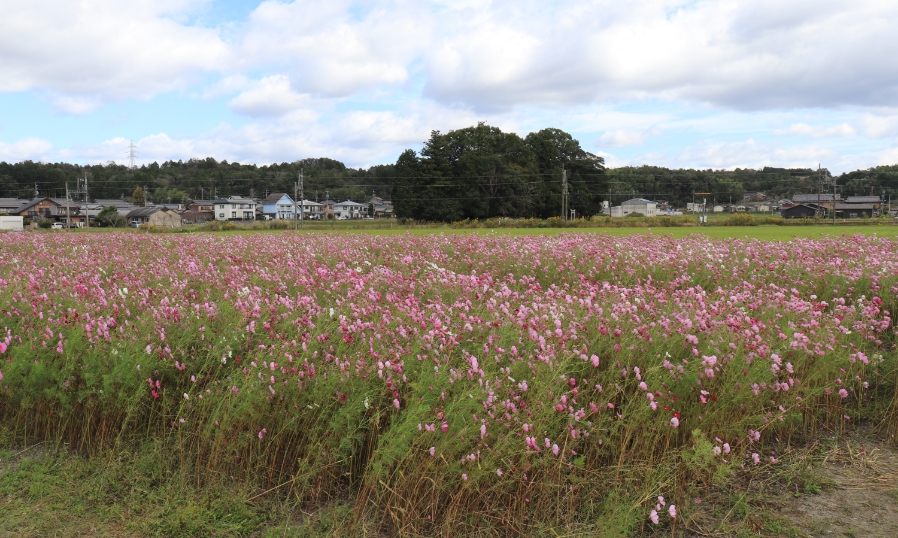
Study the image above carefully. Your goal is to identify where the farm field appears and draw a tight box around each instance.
[1,231,897,536]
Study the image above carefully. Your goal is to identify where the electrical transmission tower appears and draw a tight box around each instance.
[127,140,138,170]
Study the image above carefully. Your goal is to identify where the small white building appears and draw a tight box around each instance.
[334,200,368,220]
[214,196,256,221]
[0,216,24,231]
[610,198,659,217]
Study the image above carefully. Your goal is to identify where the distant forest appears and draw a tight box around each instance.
[2,122,897,221]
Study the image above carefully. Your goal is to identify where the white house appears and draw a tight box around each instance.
[214,196,256,221]
[610,198,659,217]
[334,200,368,220]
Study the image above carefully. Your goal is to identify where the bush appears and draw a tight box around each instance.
[37,217,53,229]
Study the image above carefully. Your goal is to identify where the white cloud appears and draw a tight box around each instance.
[677,138,836,169]
[228,75,316,117]
[0,0,227,112]
[420,0,898,111]
[774,123,856,138]
[0,138,54,162]
[598,128,660,147]
[239,0,432,97]
[860,113,898,139]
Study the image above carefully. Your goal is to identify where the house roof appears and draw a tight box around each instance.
[844,196,881,203]
[0,198,27,208]
[261,193,292,205]
[190,199,219,205]
[12,198,60,213]
[621,198,657,204]
[126,207,163,218]
[793,194,841,202]
[835,203,876,210]
[94,199,134,208]
[214,196,255,204]
[336,200,366,207]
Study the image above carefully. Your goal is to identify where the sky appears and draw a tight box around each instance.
[2,0,898,173]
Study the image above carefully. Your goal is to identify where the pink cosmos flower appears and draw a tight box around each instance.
[838,388,848,399]
[649,510,659,524]
[462,473,468,481]
[393,398,400,409]
[752,453,760,465]
[429,446,435,456]
[552,444,559,456]
[668,505,676,518]
[670,417,679,428]
[496,468,503,477]
[441,421,449,433]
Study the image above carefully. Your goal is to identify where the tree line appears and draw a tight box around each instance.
[2,124,897,221]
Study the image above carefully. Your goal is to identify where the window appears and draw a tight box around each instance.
[219,213,224,218]
[220,205,225,209]
[231,211,237,218]
[243,211,252,219]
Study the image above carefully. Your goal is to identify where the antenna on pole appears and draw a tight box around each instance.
[127,140,138,170]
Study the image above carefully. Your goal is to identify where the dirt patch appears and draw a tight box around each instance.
[782,432,898,537]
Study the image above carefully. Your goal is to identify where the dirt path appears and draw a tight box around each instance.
[781,433,898,537]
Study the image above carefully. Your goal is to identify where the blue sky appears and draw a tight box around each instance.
[2,0,898,173]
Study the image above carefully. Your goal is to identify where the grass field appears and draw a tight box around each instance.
[1,230,896,536]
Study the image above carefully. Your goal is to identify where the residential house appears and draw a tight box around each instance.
[368,195,394,218]
[214,196,256,221]
[0,198,28,214]
[188,199,218,218]
[178,209,203,224]
[126,207,183,227]
[11,198,61,219]
[834,203,875,218]
[299,200,324,220]
[792,194,840,210]
[260,193,296,220]
[334,200,367,219]
[781,204,818,219]
[320,198,336,219]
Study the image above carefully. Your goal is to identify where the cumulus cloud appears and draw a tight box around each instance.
[0,0,227,112]
[0,138,54,162]
[239,0,431,97]
[774,123,856,138]
[421,0,898,111]
[228,75,316,117]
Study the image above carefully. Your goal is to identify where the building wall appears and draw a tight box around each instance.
[148,210,182,227]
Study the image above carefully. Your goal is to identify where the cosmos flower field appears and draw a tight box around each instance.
[0,231,895,534]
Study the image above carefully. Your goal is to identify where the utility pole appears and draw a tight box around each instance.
[65,183,71,231]
[299,169,304,230]
[293,176,298,230]
[84,174,89,230]
[561,168,568,221]
[833,179,837,225]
